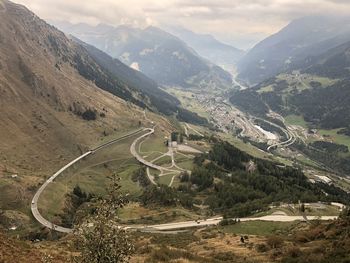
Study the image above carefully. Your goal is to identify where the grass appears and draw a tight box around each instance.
[170,175,181,188]
[220,133,269,159]
[117,202,153,220]
[303,74,337,87]
[318,129,350,149]
[253,204,340,217]
[331,176,350,192]
[219,132,297,167]
[261,73,337,97]
[174,153,191,163]
[138,133,168,154]
[295,154,323,168]
[90,128,144,149]
[176,160,194,171]
[158,173,176,186]
[118,205,201,224]
[285,114,308,128]
[0,177,33,215]
[149,168,161,177]
[185,123,208,137]
[153,156,172,166]
[37,131,146,221]
[164,88,210,119]
[221,221,297,236]
[144,152,164,162]
[258,85,274,93]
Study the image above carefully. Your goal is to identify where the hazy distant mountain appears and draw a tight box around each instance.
[165,26,244,72]
[237,16,350,84]
[52,22,232,89]
[302,41,350,79]
[231,35,350,130]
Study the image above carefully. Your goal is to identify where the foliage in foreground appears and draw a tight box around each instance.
[73,174,134,263]
[278,209,350,263]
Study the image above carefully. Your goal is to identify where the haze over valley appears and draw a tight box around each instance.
[1,0,350,262]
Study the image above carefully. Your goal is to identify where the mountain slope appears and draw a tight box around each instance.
[0,0,210,185]
[52,22,233,90]
[302,40,350,78]
[233,16,350,130]
[77,39,208,124]
[0,0,165,183]
[165,26,244,72]
[237,16,350,84]
[75,39,179,115]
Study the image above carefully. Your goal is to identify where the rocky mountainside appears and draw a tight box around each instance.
[53,22,233,90]
[237,16,350,84]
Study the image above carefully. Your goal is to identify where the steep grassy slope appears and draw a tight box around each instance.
[0,0,176,217]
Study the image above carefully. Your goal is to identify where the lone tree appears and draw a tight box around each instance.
[74,174,134,263]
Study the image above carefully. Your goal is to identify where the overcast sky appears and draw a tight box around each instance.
[12,0,350,49]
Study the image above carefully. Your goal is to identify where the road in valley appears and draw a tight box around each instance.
[31,128,145,233]
[31,151,92,233]
[31,114,340,235]
[128,214,338,232]
[257,118,297,152]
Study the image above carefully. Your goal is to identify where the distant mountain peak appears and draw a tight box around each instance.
[164,25,244,72]
[52,21,233,89]
[237,15,350,84]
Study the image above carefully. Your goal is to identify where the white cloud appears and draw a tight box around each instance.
[12,0,350,49]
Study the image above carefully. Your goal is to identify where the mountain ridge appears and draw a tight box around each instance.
[237,16,350,84]
[52,21,233,90]
[164,26,244,72]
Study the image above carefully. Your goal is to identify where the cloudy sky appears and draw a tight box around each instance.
[12,0,350,49]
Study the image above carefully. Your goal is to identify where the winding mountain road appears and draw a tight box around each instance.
[258,118,297,152]
[131,215,337,231]
[31,126,339,234]
[129,127,179,173]
[31,128,145,233]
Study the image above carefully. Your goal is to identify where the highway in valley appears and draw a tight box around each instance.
[131,215,338,231]
[31,124,340,234]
